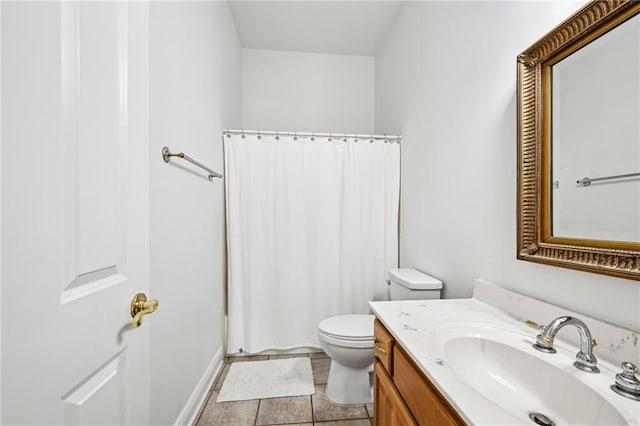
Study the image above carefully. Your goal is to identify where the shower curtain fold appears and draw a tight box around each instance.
[224,133,400,354]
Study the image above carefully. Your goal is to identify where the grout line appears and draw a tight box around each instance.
[253,398,261,426]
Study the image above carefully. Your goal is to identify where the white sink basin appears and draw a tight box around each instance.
[425,323,634,425]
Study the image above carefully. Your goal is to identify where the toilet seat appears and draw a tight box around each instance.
[318,331,373,349]
[318,314,375,349]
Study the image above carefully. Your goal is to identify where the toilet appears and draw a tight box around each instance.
[317,268,442,404]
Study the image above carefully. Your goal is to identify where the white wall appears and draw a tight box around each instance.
[375,1,640,331]
[149,2,240,424]
[242,48,374,133]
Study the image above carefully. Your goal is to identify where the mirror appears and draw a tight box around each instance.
[552,13,640,242]
[517,0,640,280]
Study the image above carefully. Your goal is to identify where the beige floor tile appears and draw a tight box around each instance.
[311,357,331,385]
[268,353,309,360]
[309,351,329,359]
[365,403,374,418]
[255,396,313,425]
[213,363,230,391]
[312,386,369,422]
[196,391,259,425]
[315,420,372,426]
[225,355,269,363]
[194,390,214,425]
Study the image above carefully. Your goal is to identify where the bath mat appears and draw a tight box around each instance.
[216,357,315,402]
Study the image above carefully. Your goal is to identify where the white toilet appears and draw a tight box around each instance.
[317,268,442,404]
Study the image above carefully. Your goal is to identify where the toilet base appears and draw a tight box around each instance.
[325,360,373,405]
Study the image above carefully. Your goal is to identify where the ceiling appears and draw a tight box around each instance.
[228,1,402,56]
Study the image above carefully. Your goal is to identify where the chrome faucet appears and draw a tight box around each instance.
[526,316,599,373]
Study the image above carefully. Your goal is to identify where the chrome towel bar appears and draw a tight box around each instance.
[577,172,640,187]
[162,146,222,181]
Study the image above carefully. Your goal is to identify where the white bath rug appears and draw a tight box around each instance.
[216,357,315,402]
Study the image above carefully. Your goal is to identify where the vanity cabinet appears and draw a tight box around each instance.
[373,319,466,426]
[374,361,417,425]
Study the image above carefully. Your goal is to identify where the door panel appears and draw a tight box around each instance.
[2,2,150,424]
[72,2,121,282]
[62,351,127,425]
[61,2,124,299]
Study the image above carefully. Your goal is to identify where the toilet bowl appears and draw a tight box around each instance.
[317,268,442,404]
[318,314,375,405]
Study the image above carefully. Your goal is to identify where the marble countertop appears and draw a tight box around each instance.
[369,280,640,425]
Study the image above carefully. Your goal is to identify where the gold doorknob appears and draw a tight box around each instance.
[130,293,159,328]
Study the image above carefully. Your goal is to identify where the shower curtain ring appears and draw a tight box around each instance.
[294,131,298,141]
[329,132,333,142]
[343,132,347,143]
[311,132,315,141]
[241,129,245,139]
[275,131,280,141]
[257,130,262,140]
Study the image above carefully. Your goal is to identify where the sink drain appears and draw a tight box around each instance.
[528,412,555,426]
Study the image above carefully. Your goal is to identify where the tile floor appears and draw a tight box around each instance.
[195,352,374,425]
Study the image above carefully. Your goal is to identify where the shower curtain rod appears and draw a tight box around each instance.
[224,129,402,141]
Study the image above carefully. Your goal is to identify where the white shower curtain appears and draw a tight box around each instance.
[224,132,400,354]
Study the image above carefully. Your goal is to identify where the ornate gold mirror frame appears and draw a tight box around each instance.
[517,0,640,280]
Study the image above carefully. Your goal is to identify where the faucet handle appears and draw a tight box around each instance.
[525,320,538,328]
[619,362,640,381]
[525,320,547,333]
[526,320,555,352]
[611,362,640,401]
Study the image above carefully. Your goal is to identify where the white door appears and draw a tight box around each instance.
[2,2,152,424]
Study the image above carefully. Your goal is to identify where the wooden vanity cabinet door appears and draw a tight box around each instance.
[374,319,394,374]
[393,346,466,426]
[374,361,417,426]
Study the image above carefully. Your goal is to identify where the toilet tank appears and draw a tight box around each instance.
[388,268,442,300]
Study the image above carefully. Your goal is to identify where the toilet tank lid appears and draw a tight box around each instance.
[388,268,442,290]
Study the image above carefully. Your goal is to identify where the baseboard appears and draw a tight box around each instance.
[174,346,224,426]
